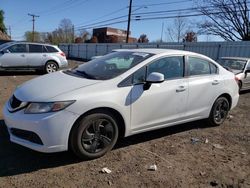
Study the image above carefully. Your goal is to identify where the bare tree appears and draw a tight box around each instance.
[167,15,188,42]
[183,31,198,42]
[197,0,250,41]
[59,18,74,43]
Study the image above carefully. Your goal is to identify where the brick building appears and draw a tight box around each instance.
[93,27,137,43]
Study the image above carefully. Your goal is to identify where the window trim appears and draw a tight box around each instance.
[187,55,219,77]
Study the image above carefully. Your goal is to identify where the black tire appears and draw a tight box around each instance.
[238,81,242,93]
[69,110,119,160]
[45,61,58,73]
[207,97,230,126]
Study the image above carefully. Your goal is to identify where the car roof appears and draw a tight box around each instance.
[220,57,250,61]
[3,41,56,47]
[114,48,210,58]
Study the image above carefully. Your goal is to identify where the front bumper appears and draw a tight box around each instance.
[3,104,79,153]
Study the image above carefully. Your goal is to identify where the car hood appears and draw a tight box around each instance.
[14,71,100,101]
[231,69,243,75]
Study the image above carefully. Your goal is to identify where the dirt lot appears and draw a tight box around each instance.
[0,60,249,188]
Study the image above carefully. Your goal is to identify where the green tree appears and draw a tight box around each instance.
[24,31,41,42]
[0,10,7,34]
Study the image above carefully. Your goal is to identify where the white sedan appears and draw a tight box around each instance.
[3,49,239,159]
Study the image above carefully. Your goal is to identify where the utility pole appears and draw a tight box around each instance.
[72,25,75,42]
[28,13,39,42]
[126,0,132,43]
[8,26,11,39]
[161,22,164,43]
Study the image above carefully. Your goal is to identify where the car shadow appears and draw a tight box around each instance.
[0,119,209,177]
[0,70,44,76]
[239,89,250,95]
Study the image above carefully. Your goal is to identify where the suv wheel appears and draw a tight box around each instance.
[45,61,58,73]
[69,110,119,159]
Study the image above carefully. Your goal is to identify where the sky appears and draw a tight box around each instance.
[0,0,223,42]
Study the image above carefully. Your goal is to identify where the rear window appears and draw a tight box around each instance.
[45,46,59,53]
[29,44,45,53]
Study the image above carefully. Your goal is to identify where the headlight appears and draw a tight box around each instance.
[24,101,75,114]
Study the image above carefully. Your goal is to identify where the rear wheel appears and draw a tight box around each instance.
[207,97,230,126]
[69,111,119,160]
[45,61,58,73]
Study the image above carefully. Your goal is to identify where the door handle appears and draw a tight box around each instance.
[176,86,186,92]
[21,54,25,57]
[212,80,219,85]
[43,54,47,57]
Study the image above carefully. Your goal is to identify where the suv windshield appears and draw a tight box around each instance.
[69,51,152,80]
[219,59,247,72]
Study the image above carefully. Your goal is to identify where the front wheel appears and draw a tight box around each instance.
[69,111,119,160]
[207,97,230,126]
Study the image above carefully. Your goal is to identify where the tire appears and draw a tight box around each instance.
[207,97,230,126]
[238,81,242,93]
[69,110,119,160]
[45,61,58,73]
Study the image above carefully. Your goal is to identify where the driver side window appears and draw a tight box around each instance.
[147,56,184,79]
[132,56,184,84]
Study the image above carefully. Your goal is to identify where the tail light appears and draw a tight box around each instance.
[59,52,66,57]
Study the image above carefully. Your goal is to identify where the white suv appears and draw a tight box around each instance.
[0,42,68,73]
[3,49,239,159]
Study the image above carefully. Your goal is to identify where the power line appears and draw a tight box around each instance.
[41,0,90,16]
[75,6,128,27]
[75,15,128,29]
[132,0,192,7]
[74,7,250,31]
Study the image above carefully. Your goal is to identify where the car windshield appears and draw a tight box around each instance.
[218,59,247,71]
[0,42,12,50]
[69,51,152,80]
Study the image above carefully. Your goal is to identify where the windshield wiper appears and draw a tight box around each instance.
[75,70,96,79]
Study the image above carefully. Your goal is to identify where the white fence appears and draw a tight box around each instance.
[59,41,250,60]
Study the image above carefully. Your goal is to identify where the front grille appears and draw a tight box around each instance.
[10,95,22,109]
[10,128,43,145]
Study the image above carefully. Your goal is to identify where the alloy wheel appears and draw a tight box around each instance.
[81,118,115,153]
[213,99,229,124]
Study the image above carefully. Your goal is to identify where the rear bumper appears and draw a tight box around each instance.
[231,93,239,110]
[59,60,68,68]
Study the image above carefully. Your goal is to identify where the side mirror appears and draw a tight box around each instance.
[144,72,164,90]
[245,68,250,73]
[0,50,4,54]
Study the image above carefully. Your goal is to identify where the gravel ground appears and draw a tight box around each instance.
[0,60,249,188]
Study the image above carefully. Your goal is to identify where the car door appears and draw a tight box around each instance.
[186,56,221,118]
[26,44,48,67]
[1,44,28,67]
[130,56,188,132]
[242,61,250,89]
